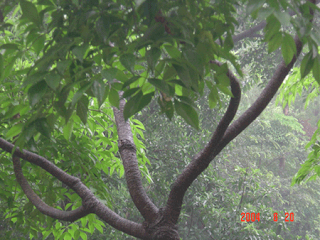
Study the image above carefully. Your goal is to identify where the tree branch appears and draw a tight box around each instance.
[0,137,148,239]
[113,97,159,222]
[165,62,241,223]
[12,155,91,221]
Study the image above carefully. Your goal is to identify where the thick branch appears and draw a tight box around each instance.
[212,35,303,160]
[212,0,317,159]
[113,97,158,222]
[12,155,91,221]
[165,63,241,223]
[0,138,148,239]
[233,21,266,43]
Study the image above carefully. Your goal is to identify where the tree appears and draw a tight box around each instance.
[0,0,319,239]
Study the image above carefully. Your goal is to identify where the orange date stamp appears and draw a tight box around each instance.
[240,212,295,222]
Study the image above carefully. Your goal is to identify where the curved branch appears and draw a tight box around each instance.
[164,63,241,223]
[12,155,91,221]
[113,97,159,222]
[212,0,317,159]
[0,138,149,239]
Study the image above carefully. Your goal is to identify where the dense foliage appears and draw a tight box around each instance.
[0,0,320,239]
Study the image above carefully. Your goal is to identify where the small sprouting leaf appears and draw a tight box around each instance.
[76,96,89,124]
[28,80,47,107]
[174,99,199,130]
[120,53,135,72]
[109,87,120,108]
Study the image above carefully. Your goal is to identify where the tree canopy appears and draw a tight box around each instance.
[0,0,320,239]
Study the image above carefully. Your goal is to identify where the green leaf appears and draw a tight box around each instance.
[268,32,282,53]
[164,45,181,58]
[174,99,199,130]
[172,64,191,88]
[23,71,48,86]
[217,84,234,97]
[123,91,143,119]
[155,61,165,78]
[109,87,120,108]
[138,92,154,111]
[33,35,45,55]
[300,52,314,79]
[122,87,140,98]
[0,43,20,50]
[92,79,106,107]
[45,73,60,90]
[215,74,230,87]
[264,15,281,42]
[72,44,89,62]
[35,118,51,138]
[71,82,93,108]
[123,91,154,120]
[208,86,219,109]
[76,96,89,124]
[146,47,161,73]
[273,11,290,26]
[148,78,172,96]
[20,0,41,27]
[101,68,118,81]
[313,56,320,84]
[0,54,3,79]
[6,123,24,139]
[120,53,135,72]
[57,60,72,74]
[63,118,74,140]
[28,80,47,107]
[281,33,296,65]
[163,65,177,80]
[122,76,140,89]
